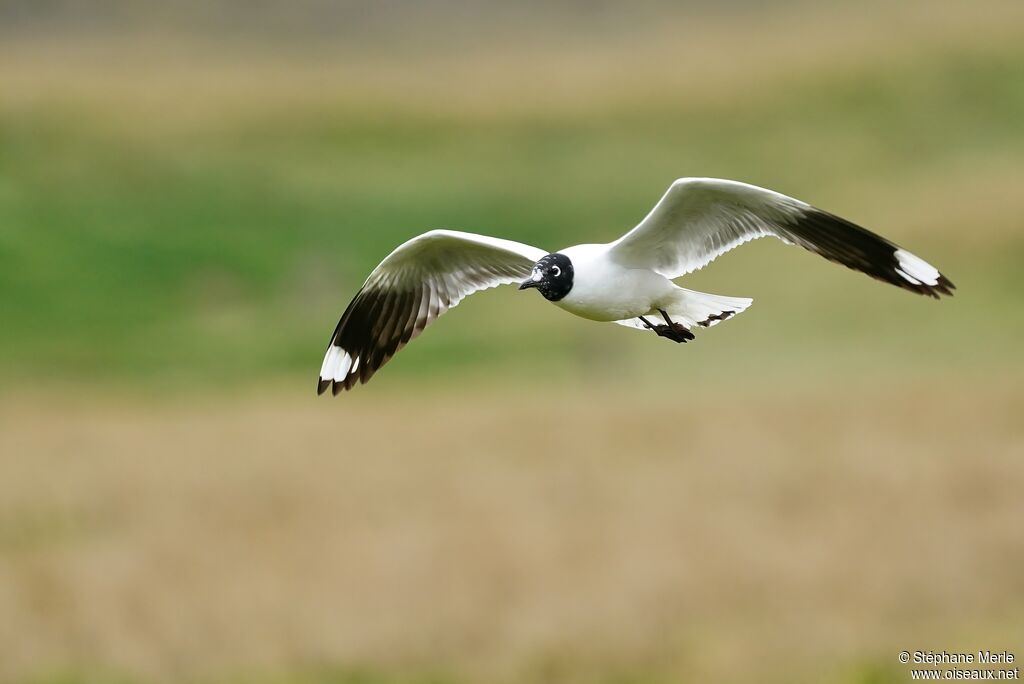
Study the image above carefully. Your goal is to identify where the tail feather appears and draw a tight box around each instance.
[614,287,752,333]
[676,288,753,328]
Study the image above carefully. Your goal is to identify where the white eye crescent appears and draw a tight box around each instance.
[550,266,561,277]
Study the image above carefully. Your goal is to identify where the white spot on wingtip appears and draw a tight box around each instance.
[320,346,340,377]
[895,268,921,285]
[321,346,354,382]
[335,352,352,381]
[895,249,940,286]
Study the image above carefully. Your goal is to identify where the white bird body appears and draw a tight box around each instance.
[318,178,953,394]
[551,244,671,321]
[552,244,747,330]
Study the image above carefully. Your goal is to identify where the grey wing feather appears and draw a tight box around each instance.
[608,177,954,296]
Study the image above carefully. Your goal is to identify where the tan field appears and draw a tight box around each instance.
[2,374,1022,684]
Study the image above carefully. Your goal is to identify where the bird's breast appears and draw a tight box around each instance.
[554,257,672,322]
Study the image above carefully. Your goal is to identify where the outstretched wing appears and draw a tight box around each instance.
[318,230,546,394]
[607,178,954,297]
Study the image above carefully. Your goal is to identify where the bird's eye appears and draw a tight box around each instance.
[550,266,561,277]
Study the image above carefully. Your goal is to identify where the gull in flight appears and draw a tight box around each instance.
[318,178,954,394]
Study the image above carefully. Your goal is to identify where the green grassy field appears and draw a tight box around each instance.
[1,2,1023,683]
[1,0,1022,391]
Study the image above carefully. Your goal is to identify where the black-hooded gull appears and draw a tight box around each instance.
[318,178,954,393]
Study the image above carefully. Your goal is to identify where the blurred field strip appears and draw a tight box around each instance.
[2,0,1024,122]
[1,377,1022,684]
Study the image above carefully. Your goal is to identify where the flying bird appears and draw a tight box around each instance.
[318,178,953,394]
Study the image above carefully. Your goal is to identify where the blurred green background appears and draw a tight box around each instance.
[1,1,1022,683]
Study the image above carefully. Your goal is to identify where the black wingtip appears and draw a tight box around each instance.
[911,272,955,299]
[331,379,345,396]
[935,273,956,298]
[317,377,330,395]
[788,209,957,300]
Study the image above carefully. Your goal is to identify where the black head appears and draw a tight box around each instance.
[519,253,574,301]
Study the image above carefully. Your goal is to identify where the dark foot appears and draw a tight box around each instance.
[638,312,695,343]
[697,310,736,328]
